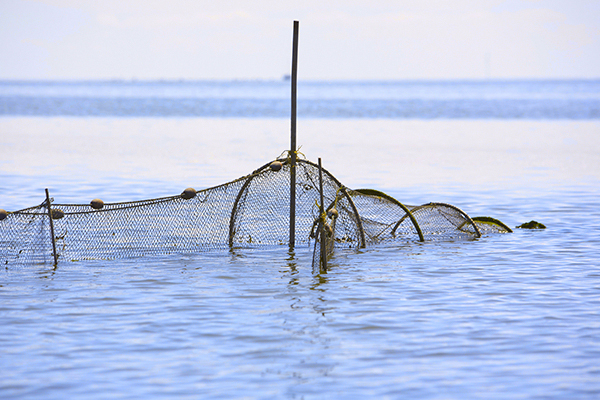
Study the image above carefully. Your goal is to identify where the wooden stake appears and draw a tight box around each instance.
[45,188,58,266]
[318,158,327,272]
[289,20,299,249]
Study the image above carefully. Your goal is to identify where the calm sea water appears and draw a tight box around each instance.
[2,79,600,119]
[1,80,600,399]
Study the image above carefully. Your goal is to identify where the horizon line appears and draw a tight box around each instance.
[1,77,600,83]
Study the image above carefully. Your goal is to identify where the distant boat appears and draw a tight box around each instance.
[282,74,290,81]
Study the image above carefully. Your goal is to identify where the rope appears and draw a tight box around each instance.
[278,147,306,164]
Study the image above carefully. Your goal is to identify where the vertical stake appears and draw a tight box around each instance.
[289,20,299,249]
[318,158,327,272]
[45,188,58,266]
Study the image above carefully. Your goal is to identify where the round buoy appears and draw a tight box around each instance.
[181,187,196,200]
[270,161,283,172]
[51,209,65,220]
[90,198,104,210]
[0,209,7,221]
[327,208,338,219]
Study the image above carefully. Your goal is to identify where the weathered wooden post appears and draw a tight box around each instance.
[289,20,299,249]
[318,158,327,272]
[45,188,58,266]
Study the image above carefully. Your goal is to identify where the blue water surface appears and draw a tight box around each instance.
[1,79,599,119]
[1,80,600,399]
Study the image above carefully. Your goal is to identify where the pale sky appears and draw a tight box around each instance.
[1,0,599,80]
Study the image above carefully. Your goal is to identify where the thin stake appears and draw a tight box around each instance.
[289,20,299,249]
[318,158,327,272]
[45,188,58,266]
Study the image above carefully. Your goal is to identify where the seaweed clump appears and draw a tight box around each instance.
[516,220,546,229]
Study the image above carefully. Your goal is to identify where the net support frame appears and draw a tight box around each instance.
[355,188,425,242]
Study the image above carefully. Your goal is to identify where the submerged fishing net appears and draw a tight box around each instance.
[0,155,511,268]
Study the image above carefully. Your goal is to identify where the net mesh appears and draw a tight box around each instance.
[0,156,511,267]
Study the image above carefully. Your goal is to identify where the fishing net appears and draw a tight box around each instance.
[0,155,511,268]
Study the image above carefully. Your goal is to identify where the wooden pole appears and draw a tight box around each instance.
[45,188,58,266]
[318,158,327,272]
[289,20,299,249]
